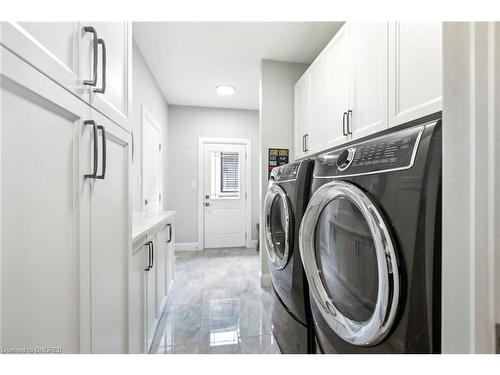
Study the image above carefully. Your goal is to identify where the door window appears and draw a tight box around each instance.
[269,195,287,259]
[210,151,240,199]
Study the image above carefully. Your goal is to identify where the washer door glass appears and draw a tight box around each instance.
[315,197,379,322]
[265,184,291,269]
[299,181,400,346]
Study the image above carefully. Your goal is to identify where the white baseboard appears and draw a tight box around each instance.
[260,272,272,288]
[175,242,201,252]
[247,240,258,249]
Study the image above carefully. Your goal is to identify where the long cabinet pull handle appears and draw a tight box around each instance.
[83,26,98,87]
[96,125,107,179]
[304,134,309,152]
[84,120,98,179]
[167,223,172,243]
[145,242,151,271]
[347,109,353,135]
[94,38,107,94]
[342,112,348,136]
[150,241,154,269]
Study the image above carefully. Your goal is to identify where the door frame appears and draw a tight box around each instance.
[141,105,163,212]
[197,137,252,250]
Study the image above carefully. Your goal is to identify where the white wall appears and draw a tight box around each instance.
[259,60,308,285]
[442,22,500,353]
[131,40,169,212]
[167,105,260,246]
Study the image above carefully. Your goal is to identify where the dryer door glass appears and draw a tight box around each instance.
[264,184,291,269]
[299,181,400,346]
[270,195,286,258]
[315,197,378,322]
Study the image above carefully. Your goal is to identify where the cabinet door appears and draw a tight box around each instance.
[324,24,350,148]
[294,73,310,159]
[146,234,159,351]
[156,226,168,315]
[308,56,326,154]
[350,22,389,139]
[130,241,148,354]
[89,109,131,353]
[0,46,90,353]
[88,22,131,131]
[0,22,92,102]
[166,220,175,295]
[388,22,442,126]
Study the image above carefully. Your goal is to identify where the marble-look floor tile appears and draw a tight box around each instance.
[153,247,280,354]
[239,334,282,354]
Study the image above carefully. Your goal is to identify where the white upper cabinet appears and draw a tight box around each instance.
[350,22,389,139]
[308,56,326,154]
[293,21,442,159]
[0,21,132,131]
[388,22,442,126]
[294,73,311,159]
[324,24,351,148]
[88,22,132,131]
[0,22,91,101]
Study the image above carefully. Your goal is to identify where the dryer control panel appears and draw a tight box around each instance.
[271,161,301,182]
[316,124,429,177]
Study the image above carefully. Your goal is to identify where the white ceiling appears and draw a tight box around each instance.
[133,22,344,110]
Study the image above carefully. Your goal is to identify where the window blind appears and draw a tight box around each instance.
[220,152,240,193]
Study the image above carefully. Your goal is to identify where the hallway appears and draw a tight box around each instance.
[151,248,281,354]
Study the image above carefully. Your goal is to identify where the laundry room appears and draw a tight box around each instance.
[1,1,500,374]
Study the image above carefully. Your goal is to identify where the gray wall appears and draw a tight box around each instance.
[259,60,308,281]
[167,105,260,245]
[131,40,170,212]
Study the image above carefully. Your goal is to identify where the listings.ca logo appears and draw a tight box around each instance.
[0,346,63,354]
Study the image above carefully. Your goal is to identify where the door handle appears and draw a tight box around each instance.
[347,110,353,135]
[304,134,309,152]
[94,38,107,94]
[83,26,98,87]
[84,120,98,179]
[96,125,107,180]
[167,223,172,243]
[342,112,348,136]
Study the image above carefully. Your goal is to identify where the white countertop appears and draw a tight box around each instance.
[132,210,176,243]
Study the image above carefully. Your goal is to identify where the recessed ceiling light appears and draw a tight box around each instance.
[216,85,236,96]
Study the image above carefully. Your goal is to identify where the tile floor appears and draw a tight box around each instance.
[151,247,282,354]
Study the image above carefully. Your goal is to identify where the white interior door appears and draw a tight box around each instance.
[142,109,162,212]
[203,143,247,249]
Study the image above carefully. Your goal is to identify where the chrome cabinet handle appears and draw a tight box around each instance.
[342,112,348,136]
[347,110,353,135]
[304,134,309,152]
[83,26,98,87]
[94,38,107,94]
[84,120,98,179]
[96,125,107,180]
[302,134,306,152]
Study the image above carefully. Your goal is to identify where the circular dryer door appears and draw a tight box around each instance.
[264,184,292,269]
[299,180,400,346]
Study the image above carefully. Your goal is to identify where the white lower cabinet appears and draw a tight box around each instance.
[87,110,131,353]
[129,218,175,353]
[0,45,131,353]
[1,45,89,354]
